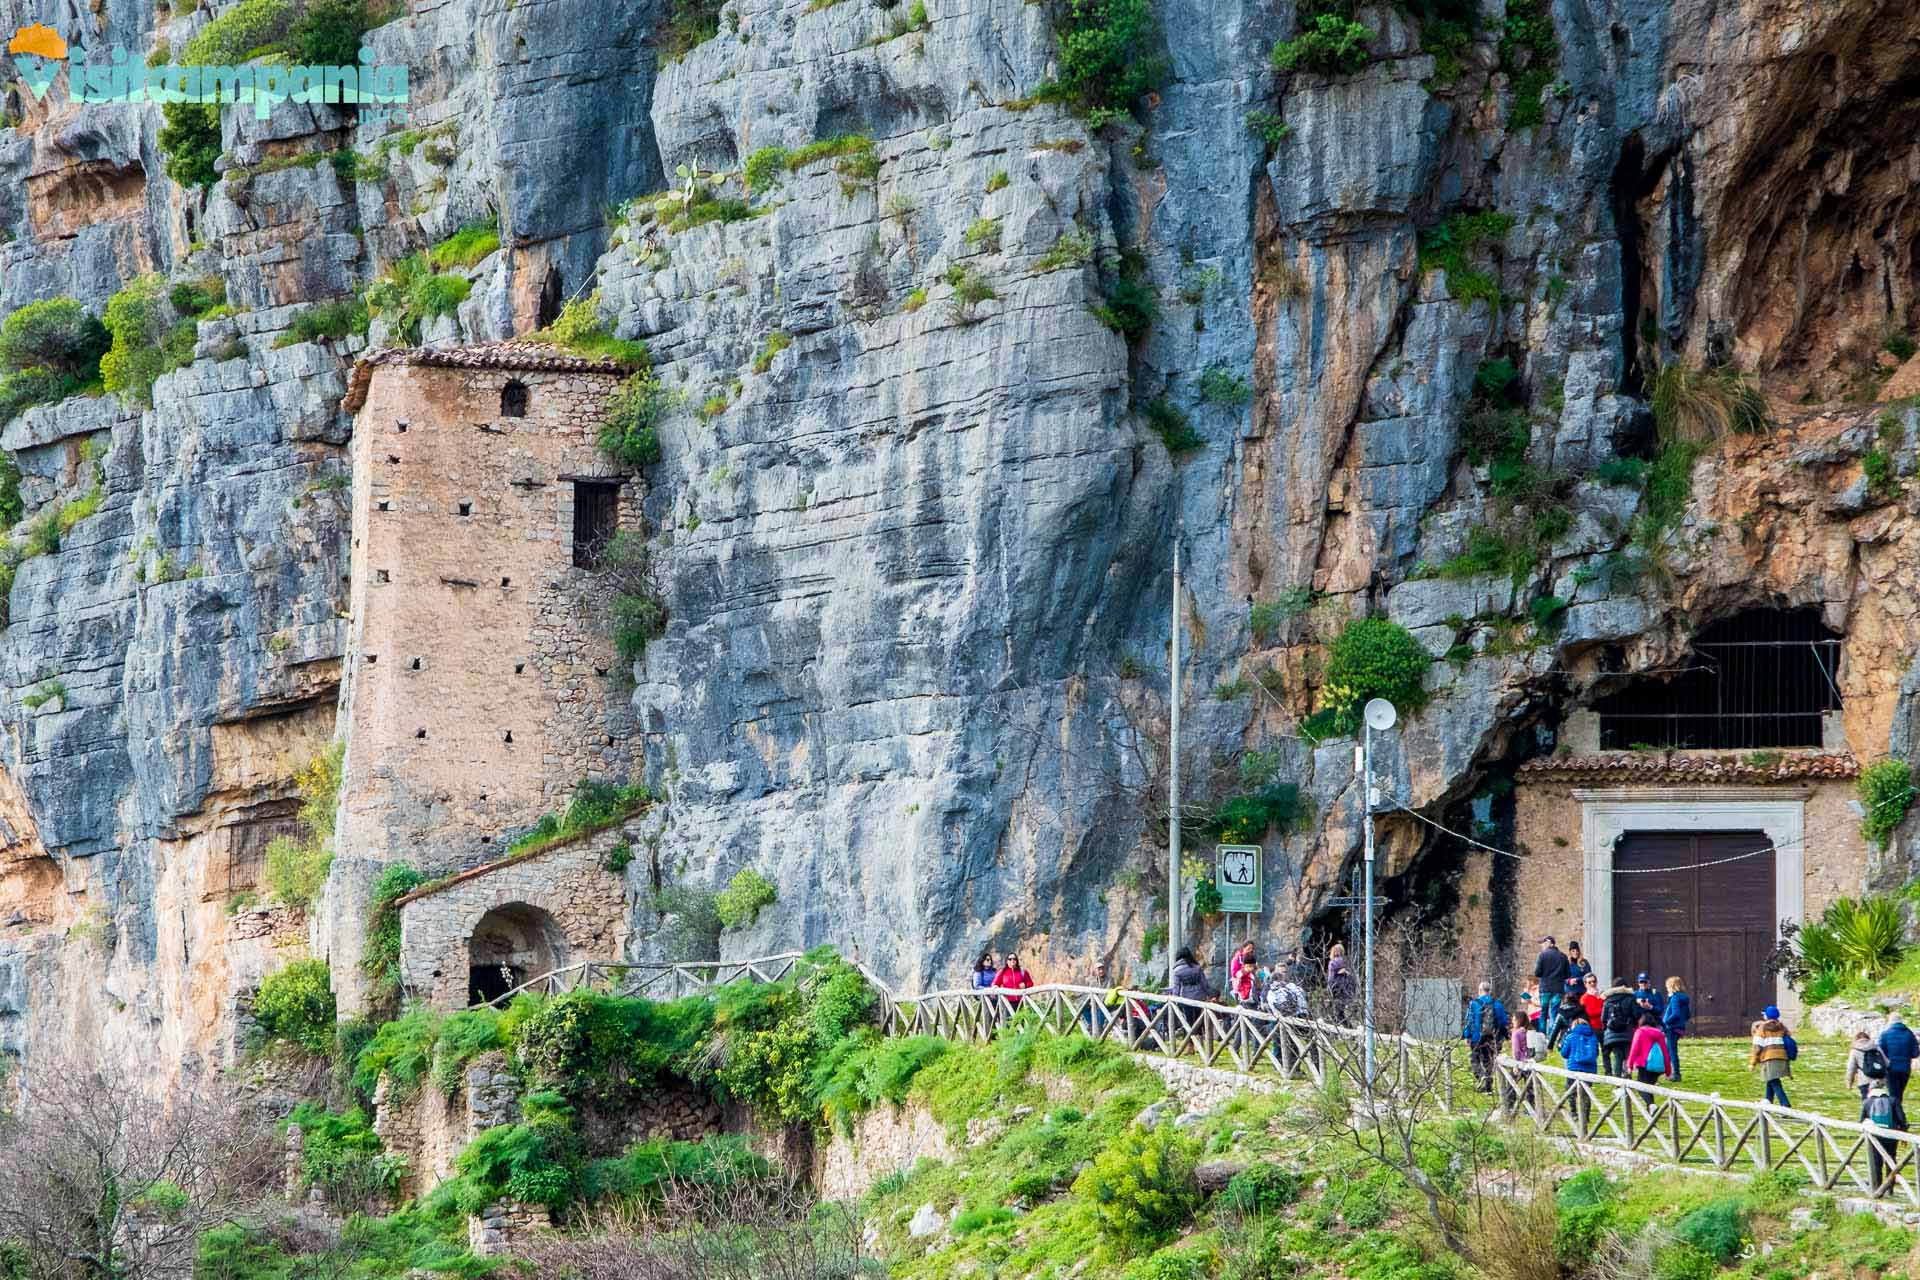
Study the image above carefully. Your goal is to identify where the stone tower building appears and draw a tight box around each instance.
[326,344,644,1005]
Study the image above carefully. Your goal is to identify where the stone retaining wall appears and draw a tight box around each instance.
[1143,1056,1282,1112]
[816,1099,957,1201]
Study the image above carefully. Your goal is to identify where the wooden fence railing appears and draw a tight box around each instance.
[479,953,1920,1202]
[474,953,903,1030]
[898,983,1455,1106]
[477,955,1453,1108]
[1495,1056,1920,1204]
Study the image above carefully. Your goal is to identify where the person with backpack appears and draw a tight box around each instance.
[1626,1012,1671,1093]
[1865,1081,1902,1193]
[1848,1028,1888,1103]
[1599,980,1639,1077]
[1265,974,1308,1019]
[1559,1010,1601,1131]
[1750,1005,1794,1108]
[1660,977,1692,1082]
[1878,1010,1919,1112]
[1463,982,1510,1094]
[1533,936,1570,1032]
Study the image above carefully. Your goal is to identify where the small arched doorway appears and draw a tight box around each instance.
[467,902,570,1005]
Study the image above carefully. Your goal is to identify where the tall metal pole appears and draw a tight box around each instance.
[1168,535,1182,989]
[1362,717,1377,1083]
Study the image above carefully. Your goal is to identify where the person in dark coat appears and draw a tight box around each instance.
[1463,982,1510,1094]
[1598,981,1639,1077]
[1545,987,1586,1053]
[1169,947,1214,1038]
[1326,943,1357,1024]
[1533,936,1570,1033]
[1879,1010,1920,1112]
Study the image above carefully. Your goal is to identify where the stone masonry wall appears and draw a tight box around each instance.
[373,1049,524,1201]
[396,817,636,1007]
[816,1098,958,1202]
[338,356,639,873]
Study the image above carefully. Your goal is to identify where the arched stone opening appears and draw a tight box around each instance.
[467,901,569,1005]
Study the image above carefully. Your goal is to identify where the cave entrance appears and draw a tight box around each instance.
[466,901,570,1005]
[1593,608,1842,750]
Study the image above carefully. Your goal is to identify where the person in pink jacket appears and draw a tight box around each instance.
[1626,1012,1672,1088]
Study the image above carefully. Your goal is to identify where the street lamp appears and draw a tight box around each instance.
[1361,697,1397,1081]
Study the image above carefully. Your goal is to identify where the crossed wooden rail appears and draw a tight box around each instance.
[475,953,904,1030]
[480,954,1920,1202]
[1495,1056,1920,1204]
[898,982,1455,1106]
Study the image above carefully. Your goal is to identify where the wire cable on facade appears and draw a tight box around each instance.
[1381,784,1915,875]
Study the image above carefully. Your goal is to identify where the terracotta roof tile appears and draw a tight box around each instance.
[340,342,626,412]
[1517,752,1859,784]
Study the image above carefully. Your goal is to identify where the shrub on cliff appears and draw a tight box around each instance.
[101,275,199,407]
[715,867,777,929]
[659,0,726,61]
[598,370,672,465]
[1649,362,1768,444]
[1271,10,1373,76]
[158,104,221,190]
[1304,617,1430,739]
[1858,759,1916,849]
[362,862,425,1005]
[263,741,344,910]
[1073,1125,1201,1256]
[253,959,337,1055]
[0,298,109,425]
[1037,0,1168,119]
[363,253,473,344]
[0,299,109,380]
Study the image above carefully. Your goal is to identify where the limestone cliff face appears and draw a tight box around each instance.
[0,0,1917,1077]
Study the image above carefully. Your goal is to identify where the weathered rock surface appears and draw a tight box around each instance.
[0,0,1918,1083]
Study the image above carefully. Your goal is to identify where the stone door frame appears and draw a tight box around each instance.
[1576,787,1807,1013]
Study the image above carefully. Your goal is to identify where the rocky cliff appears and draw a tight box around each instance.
[0,0,1916,1080]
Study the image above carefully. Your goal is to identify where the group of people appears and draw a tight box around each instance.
[970,950,1036,1005]
[1461,936,1696,1099]
[965,939,1361,1045]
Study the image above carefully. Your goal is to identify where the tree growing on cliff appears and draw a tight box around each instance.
[0,1060,277,1279]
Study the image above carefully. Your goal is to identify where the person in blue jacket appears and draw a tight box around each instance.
[1879,1010,1920,1112]
[972,950,1000,990]
[1463,982,1511,1094]
[1660,976,1692,1082]
[1559,1013,1601,1130]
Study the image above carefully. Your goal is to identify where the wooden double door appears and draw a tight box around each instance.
[1611,830,1777,1038]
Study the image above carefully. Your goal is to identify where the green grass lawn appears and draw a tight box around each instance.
[1671,1033,1865,1120]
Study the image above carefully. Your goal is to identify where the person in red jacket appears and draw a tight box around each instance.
[1579,972,1605,1032]
[993,953,1035,1013]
